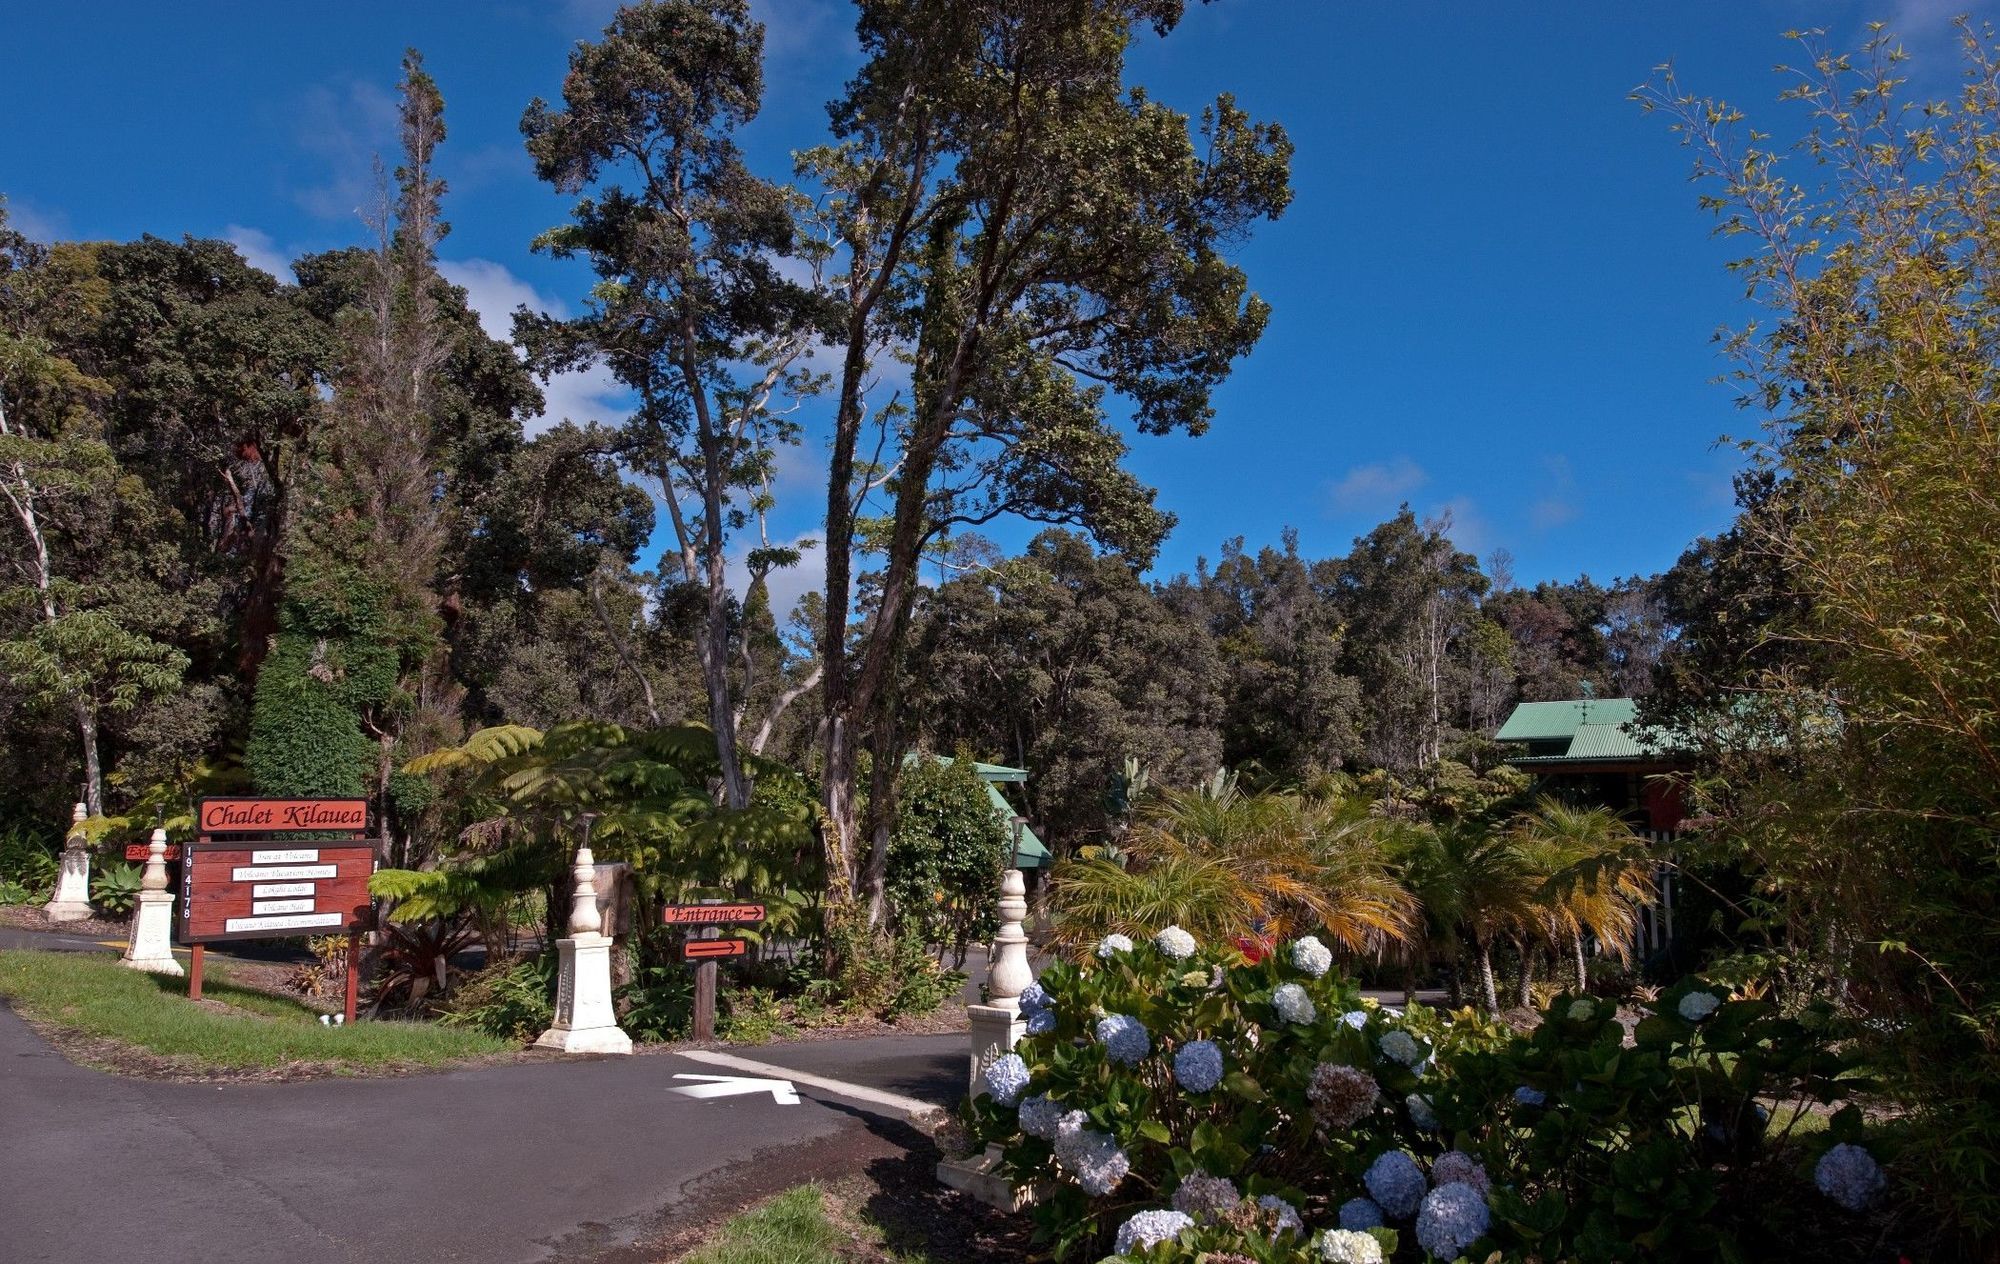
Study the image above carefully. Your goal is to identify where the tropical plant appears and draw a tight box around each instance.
[441,952,558,1042]
[1390,821,1539,1012]
[1509,798,1655,992]
[0,823,58,896]
[88,860,143,916]
[1047,780,1416,959]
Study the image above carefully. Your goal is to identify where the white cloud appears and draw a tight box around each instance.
[1328,456,1427,513]
[1529,497,1580,531]
[438,257,629,436]
[4,197,68,244]
[1429,496,1492,556]
[225,225,294,281]
[291,78,400,223]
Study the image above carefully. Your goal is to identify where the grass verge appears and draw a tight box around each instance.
[682,1186,855,1264]
[0,949,510,1074]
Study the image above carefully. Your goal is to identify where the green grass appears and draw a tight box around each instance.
[683,1186,850,1264]
[0,949,511,1071]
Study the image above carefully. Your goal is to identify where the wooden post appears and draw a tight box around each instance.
[188,943,205,1001]
[691,898,721,1041]
[343,931,360,1024]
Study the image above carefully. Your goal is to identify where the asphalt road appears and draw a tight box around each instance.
[0,1004,955,1264]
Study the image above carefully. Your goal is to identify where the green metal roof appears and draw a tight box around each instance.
[904,754,1051,867]
[1493,698,1640,742]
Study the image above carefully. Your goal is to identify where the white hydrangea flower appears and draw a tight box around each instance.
[1290,935,1333,978]
[1154,925,1197,960]
[1273,982,1318,1025]
[1169,1173,1240,1217]
[1340,1010,1370,1030]
[1678,990,1721,1022]
[1114,1209,1195,1255]
[1337,1197,1385,1230]
[1259,1194,1304,1237]
[1173,1039,1224,1093]
[1018,1093,1063,1140]
[1567,997,1596,1021]
[1363,1150,1427,1218]
[1095,1013,1152,1065]
[1406,1092,1439,1130]
[1053,1112,1130,1196]
[1415,1181,1491,1259]
[1096,933,1135,959]
[983,1052,1029,1105]
[1378,1029,1425,1067]
[1815,1143,1886,1212]
[1318,1228,1385,1263]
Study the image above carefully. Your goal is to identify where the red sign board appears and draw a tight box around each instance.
[663,902,765,926]
[125,842,184,862]
[196,797,369,835]
[178,841,376,944]
[683,938,749,960]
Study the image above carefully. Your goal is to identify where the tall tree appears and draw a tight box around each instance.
[806,0,1292,919]
[520,0,828,809]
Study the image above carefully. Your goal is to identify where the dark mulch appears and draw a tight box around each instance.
[0,904,130,938]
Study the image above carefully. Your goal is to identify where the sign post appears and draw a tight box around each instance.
[662,900,765,1041]
[178,797,374,1019]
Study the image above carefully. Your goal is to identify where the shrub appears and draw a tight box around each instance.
[89,861,143,917]
[0,824,59,897]
[719,987,796,1045]
[440,952,557,1042]
[618,957,692,1042]
[974,930,1883,1262]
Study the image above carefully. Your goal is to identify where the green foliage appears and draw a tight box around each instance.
[886,755,1009,957]
[718,988,796,1046]
[88,860,143,916]
[440,953,557,1043]
[0,823,58,896]
[979,932,1882,1263]
[617,951,694,1042]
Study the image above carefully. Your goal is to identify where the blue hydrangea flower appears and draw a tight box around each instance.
[1815,1143,1886,1212]
[1114,1209,1195,1255]
[1406,1092,1439,1131]
[983,1052,1029,1106]
[1096,933,1134,959]
[1258,1194,1304,1238]
[1018,1093,1063,1140]
[1053,1111,1130,1196]
[1020,981,1052,1013]
[1678,990,1721,1022]
[1513,1085,1546,1107]
[1338,1196,1385,1230]
[1095,1013,1152,1065]
[1340,1009,1369,1030]
[1173,1039,1224,1093]
[1290,935,1334,977]
[1378,1029,1425,1067]
[1363,1150,1427,1218]
[1154,925,1197,960]
[1416,1180,1491,1259]
[1170,1173,1240,1217]
[1025,1007,1057,1036]
[1317,1228,1385,1263]
[1272,982,1318,1025]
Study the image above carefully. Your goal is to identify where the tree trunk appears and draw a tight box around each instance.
[1514,939,1535,1009]
[74,700,102,817]
[1573,931,1589,992]
[1475,939,1499,1013]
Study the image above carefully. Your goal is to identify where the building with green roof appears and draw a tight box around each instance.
[903,754,1051,871]
[1493,696,1688,834]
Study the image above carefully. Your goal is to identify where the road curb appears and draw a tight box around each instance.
[677,1048,948,1124]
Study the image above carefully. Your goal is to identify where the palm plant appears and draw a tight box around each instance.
[1510,798,1656,992]
[1397,820,1539,1012]
[1047,778,1416,959]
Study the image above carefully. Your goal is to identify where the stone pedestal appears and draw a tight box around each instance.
[938,867,1038,1210]
[122,827,183,977]
[534,844,632,1055]
[44,803,93,923]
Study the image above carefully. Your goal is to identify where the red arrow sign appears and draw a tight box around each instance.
[663,902,765,926]
[684,938,749,960]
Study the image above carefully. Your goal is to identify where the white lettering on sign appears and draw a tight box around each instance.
[231,864,337,881]
[252,882,316,898]
[251,849,320,864]
[224,912,344,933]
[252,898,316,915]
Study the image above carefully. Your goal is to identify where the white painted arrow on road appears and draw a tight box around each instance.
[669,1073,800,1105]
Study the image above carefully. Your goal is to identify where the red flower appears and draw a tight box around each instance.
[1234,934,1274,964]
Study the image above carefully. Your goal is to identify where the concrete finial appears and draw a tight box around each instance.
[987,868,1033,1010]
[567,846,602,935]
[140,828,170,893]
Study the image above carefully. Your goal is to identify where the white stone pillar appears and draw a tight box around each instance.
[43,803,92,923]
[122,828,183,977]
[533,845,632,1055]
[938,867,1039,1210]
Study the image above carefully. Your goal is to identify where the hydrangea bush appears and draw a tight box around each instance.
[971,933,1885,1263]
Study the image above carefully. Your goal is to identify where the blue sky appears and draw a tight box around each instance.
[3,0,1983,607]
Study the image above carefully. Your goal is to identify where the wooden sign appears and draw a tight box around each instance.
[683,938,749,960]
[178,841,376,944]
[663,902,765,926]
[125,842,184,862]
[196,797,369,835]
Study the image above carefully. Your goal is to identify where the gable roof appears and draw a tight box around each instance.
[1495,698,1681,766]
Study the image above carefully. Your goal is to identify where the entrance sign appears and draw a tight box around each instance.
[196,797,368,834]
[683,937,749,960]
[662,902,765,926]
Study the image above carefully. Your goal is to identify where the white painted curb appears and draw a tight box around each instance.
[677,1048,945,1123]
